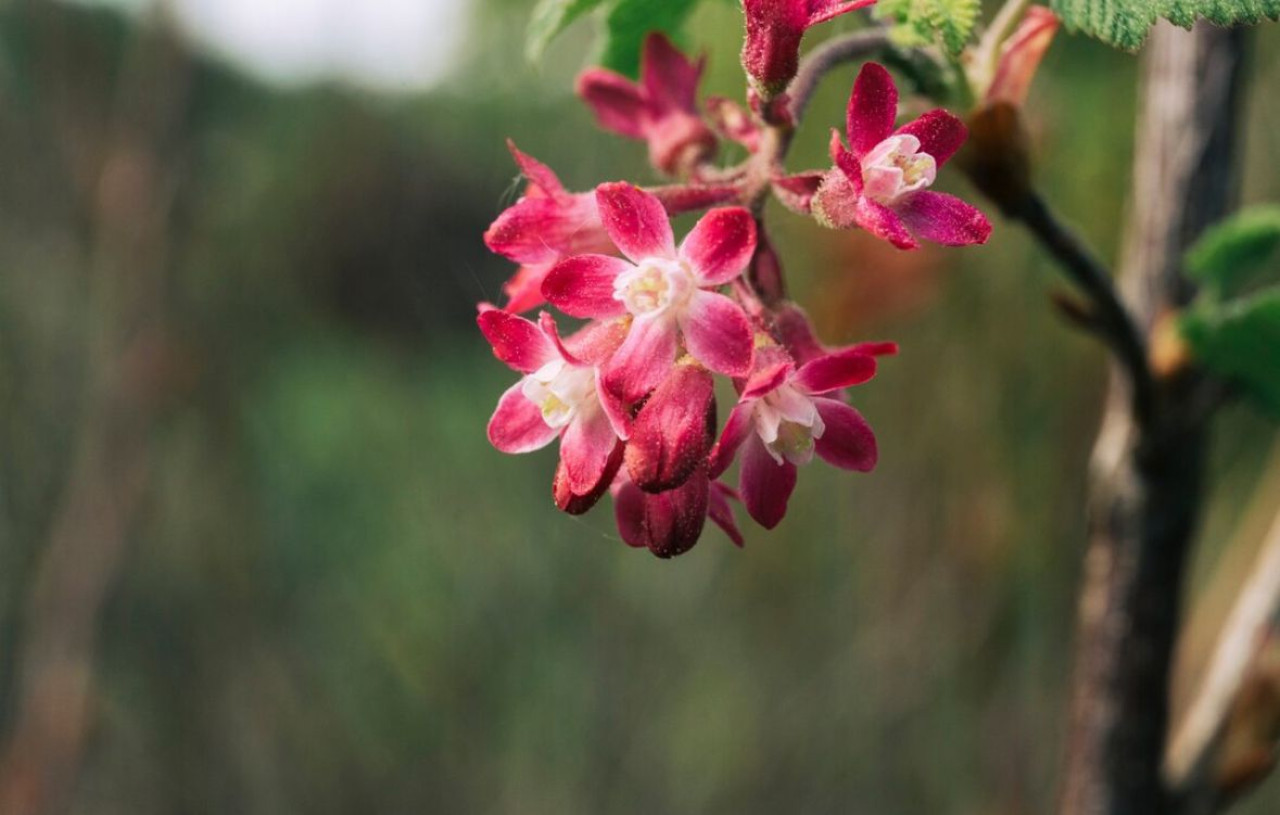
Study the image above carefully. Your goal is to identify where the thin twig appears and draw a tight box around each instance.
[787,29,891,123]
[1012,191,1156,428]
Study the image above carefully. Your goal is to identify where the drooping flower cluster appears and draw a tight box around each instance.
[478,17,1008,556]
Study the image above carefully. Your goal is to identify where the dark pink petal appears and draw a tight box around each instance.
[640,32,702,113]
[625,364,716,492]
[604,314,679,402]
[507,139,567,200]
[742,346,795,398]
[560,404,623,495]
[640,467,709,558]
[487,383,558,453]
[741,0,807,94]
[680,207,757,286]
[793,349,878,395]
[576,69,646,139]
[595,183,676,262]
[845,340,899,357]
[484,198,565,264]
[596,368,632,440]
[557,316,629,367]
[709,402,754,478]
[812,398,877,471]
[648,183,741,214]
[772,171,824,214]
[678,290,754,377]
[896,191,992,247]
[554,441,624,515]
[502,263,551,313]
[895,109,968,167]
[855,197,917,249]
[846,63,898,158]
[541,254,631,319]
[806,0,877,25]
[747,230,786,304]
[708,481,744,547]
[477,307,556,373]
[771,303,826,364]
[739,435,797,529]
[612,478,648,547]
[831,133,864,193]
[538,310,587,366]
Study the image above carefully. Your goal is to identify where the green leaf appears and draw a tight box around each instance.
[1049,0,1280,52]
[599,0,703,78]
[526,0,608,63]
[1185,205,1280,298]
[874,0,982,55]
[1182,288,1280,417]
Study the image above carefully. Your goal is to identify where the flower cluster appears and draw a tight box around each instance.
[479,22,1000,556]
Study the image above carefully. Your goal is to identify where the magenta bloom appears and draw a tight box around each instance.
[710,344,888,529]
[741,0,878,95]
[576,33,718,176]
[479,307,630,507]
[543,182,757,403]
[613,467,744,558]
[484,142,613,313]
[811,63,991,250]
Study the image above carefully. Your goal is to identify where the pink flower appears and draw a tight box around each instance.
[543,183,757,403]
[479,307,630,510]
[741,0,878,96]
[576,33,718,176]
[811,63,992,250]
[982,7,1058,106]
[710,343,889,528]
[484,142,613,313]
[613,467,744,558]
[624,362,716,492]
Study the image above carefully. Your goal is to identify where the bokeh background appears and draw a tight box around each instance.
[0,1,1278,812]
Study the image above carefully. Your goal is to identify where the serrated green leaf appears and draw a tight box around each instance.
[599,0,702,78]
[1050,0,1280,51]
[1182,288,1280,417]
[874,0,981,55]
[526,0,608,63]
[1185,205,1280,298]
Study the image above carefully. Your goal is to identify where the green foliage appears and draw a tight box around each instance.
[1049,0,1280,51]
[524,0,703,77]
[875,0,982,55]
[1185,205,1280,299]
[1182,290,1280,417]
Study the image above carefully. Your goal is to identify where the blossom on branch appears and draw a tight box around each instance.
[576,33,718,176]
[740,0,878,97]
[811,62,991,249]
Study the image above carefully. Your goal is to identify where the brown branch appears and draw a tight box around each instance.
[1058,20,1247,815]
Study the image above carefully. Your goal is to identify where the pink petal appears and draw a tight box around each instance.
[487,383,558,453]
[596,367,632,440]
[708,481,744,547]
[545,314,628,368]
[988,7,1059,106]
[741,0,807,93]
[896,191,992,247]
[502,263,551,314]
[604,314,679,403]
[855,197,917,249]
[640,32,703,113]
[625,364,715,492]
[541,254,631,319]
[506,139,566,200]
[678,290,754,377]
[639,467,709,558]
[793,349,878,395]
[806,0,878,26]
[595,183,676,262]
[647,183,741,214]
[845,341,899,357]
[612,478,648,547]
[846,63,898,158]
[709,401,754,478]
[739,435,797,529]
[477,307,556,373]
[741,346,794,399]
[771,303,825,364]
[560,404,623,495]
[680,207,757,286]
[812,398,877,471]
[771,171,824,214]
[554,442,624,515]
[894,109,967,168]
[576,69,647,139]
[484,198,566,264]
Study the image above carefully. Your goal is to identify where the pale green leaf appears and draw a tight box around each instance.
[1050,0,1280,51]
[1181,288,1280,417]
[1185,205,1280,298]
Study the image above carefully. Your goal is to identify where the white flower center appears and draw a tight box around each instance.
[521,360,597,429]
[613,258,695,317]
[861,134,937,205]
[753,384,825,466]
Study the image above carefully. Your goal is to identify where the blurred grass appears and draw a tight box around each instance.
[0,2,1277,814]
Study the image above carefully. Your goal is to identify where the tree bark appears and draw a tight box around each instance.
[1059,21,1247,815]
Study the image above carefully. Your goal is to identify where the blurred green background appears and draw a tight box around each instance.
[0,1,1278,812]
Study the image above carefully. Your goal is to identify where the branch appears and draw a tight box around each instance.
[1168,504,1280,813]
[787,29,892,123]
